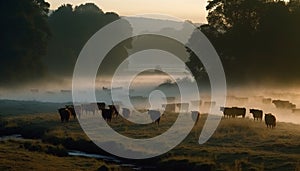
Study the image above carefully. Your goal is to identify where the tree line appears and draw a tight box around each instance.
[1,0,300,88]
[187,0,300,87]
[0,1,128,87]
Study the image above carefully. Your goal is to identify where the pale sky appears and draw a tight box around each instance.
[47,0,208,23]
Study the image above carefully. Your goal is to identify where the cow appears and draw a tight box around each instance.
[58,108,71,123]
[220,107,246,118]
[232,107,246,118]
[148,110,161,125]
[162,103,176,113]
[100,108,113,122]
[74,105,82,118]
[262,98,272,104]
[122,108,130,119]
[65,105,76,119]
[82,103,97,115]
[220,107,234,118]
[265,113,276,128]
[97,102,106,110]
[176,103,190,113]
[249,109,263,121]
[272,100,296,109]
[191,111,200,124]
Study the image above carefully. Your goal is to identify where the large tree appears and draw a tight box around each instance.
[0,0,50,87]
[187,0,300,86]
[45,3,130,77]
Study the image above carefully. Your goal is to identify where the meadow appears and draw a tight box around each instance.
[1,100,300,171]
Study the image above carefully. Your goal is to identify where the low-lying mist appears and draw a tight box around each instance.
[1,75,300,125]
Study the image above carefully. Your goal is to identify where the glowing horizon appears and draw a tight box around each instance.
[46,0,208,23]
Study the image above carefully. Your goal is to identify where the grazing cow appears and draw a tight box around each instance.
[249,109,263,121]
[122,108,130,119]
[272,100,296,109]
[191,111,200,124]
[220,107,246,118]
[148,110,161,125]
[58,108,71,122]
[265,113,276,128]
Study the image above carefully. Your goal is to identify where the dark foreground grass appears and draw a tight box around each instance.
[1,111,300,171]
[0,140,121,171]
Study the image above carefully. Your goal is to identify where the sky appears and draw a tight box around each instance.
[46,0,208,23]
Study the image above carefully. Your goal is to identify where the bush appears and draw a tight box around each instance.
[20,125,48,139]
[21,141,68,157]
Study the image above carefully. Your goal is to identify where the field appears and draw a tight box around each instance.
[1,100,300,171]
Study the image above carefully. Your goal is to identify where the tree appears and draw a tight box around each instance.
[187,0,300,86]
[45,3,130,77]
[0,0,50,87]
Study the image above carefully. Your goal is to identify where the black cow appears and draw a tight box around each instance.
[220,107,234,118]
[148,110,161,125]
[58,108,71,122]
[220,107,246,118]
[97,102,106,110]
[191,111,200,124]
[250,109,263,121]
[265,113,276,128]
[100,108,113,122]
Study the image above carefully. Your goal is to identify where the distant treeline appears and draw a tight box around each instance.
[1,0,300,88]
[187,0,300,87]
[0,100,65,115]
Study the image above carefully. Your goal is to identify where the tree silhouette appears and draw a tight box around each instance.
[187,0,300,86]
[45,3,130,77]
[0,0,50,87]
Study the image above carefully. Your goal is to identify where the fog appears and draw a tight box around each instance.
[0,75,300,125]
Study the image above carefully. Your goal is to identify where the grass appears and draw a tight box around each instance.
[1,108,300,170]
[0,140,121,171]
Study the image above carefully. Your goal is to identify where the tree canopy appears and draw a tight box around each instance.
[45,3,129,77]
[187,0,300,87]
[0,0,50,87]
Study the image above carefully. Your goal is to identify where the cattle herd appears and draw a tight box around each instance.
[58,101,278,128]
[219,107,276,128]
